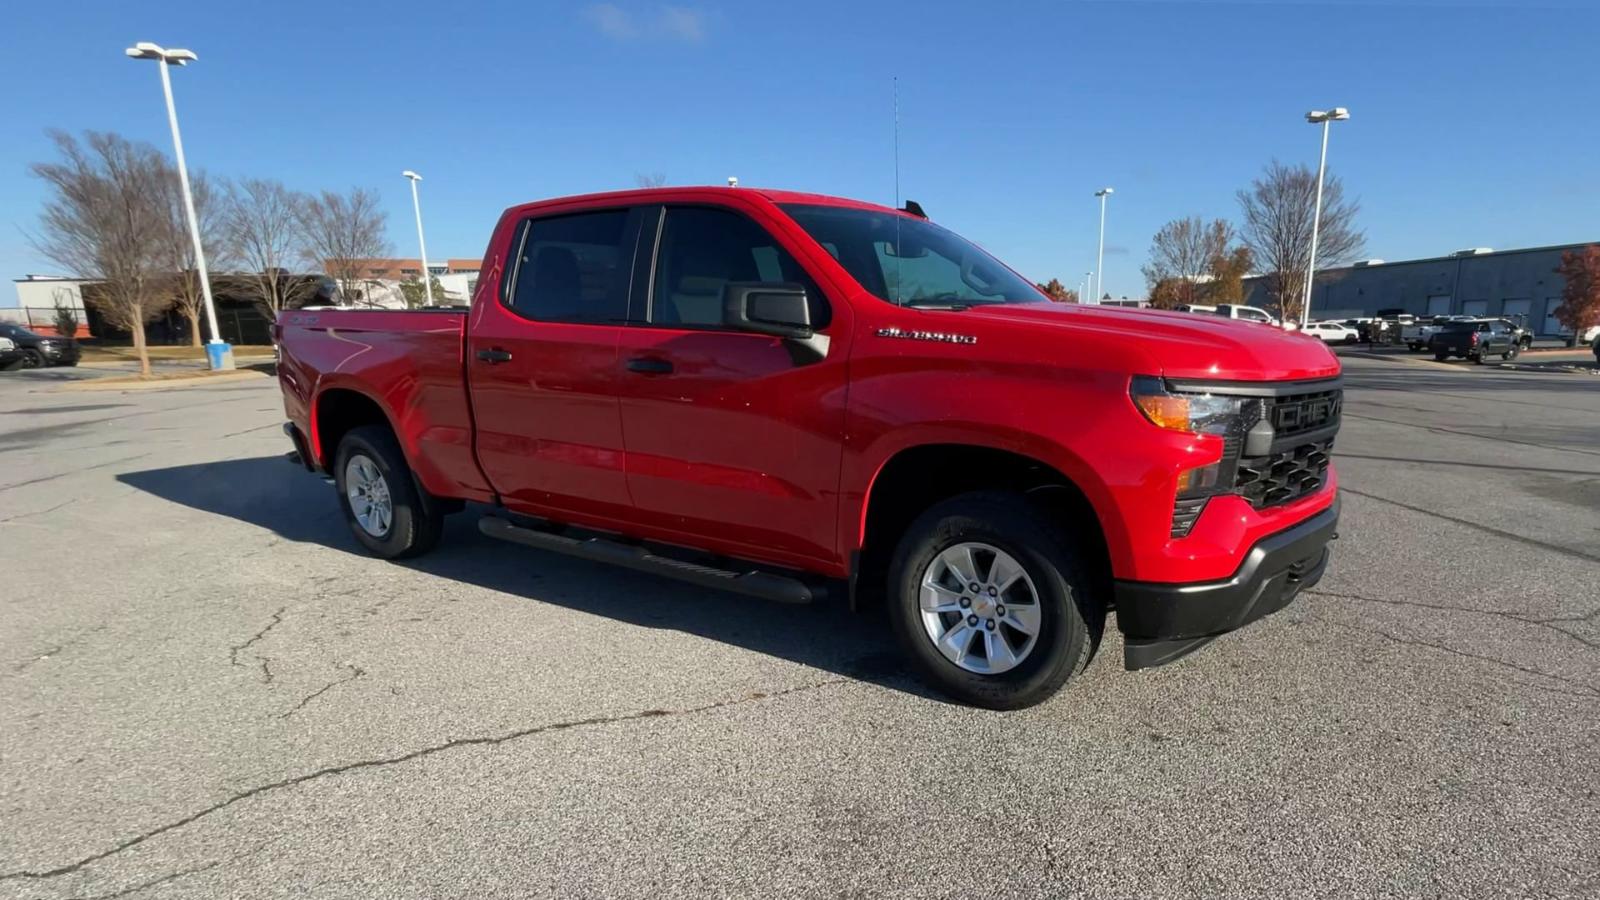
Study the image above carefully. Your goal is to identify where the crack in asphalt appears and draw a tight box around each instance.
[61,859,222,900]
[1308,589,1600,652]
[0,454,153,495]
[1325,619,1600,699]
[58,841,269,900]
[1341,487,1600,565]
[0,678,850,883]
[1341,412,1600,459]
[278,663,365,719]
[228,608,286,684]
[0,498,81,524]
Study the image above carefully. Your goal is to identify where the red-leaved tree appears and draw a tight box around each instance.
[1553,245,1600,337]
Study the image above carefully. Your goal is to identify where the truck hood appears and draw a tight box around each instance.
[958,302,1341,382]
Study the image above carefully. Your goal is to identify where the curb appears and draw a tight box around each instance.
[1338,350,1459,371]
[52,369,270,392]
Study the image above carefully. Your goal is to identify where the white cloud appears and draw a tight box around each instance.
[581,4,708,43]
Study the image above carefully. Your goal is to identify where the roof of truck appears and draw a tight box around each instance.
[506,186,912,218]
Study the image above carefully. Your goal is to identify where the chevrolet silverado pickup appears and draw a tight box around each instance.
[276,187,1342,709]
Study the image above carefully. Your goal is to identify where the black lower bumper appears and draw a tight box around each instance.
[1115,497,1339,670]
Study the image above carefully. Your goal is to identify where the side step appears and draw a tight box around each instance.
[478,516,824,604]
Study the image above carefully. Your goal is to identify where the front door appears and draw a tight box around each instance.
[615,204,850,569]
[467,206,646,522]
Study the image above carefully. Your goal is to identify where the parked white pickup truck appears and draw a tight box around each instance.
[1403,316,1473,351]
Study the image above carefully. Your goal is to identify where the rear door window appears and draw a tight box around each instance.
[507,209,637,324]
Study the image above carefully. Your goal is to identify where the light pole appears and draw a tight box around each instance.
[1084,271,1094,305]
[1094,187,1113,304]
[402,171,433,307]
[1302,108,1350,329]
[125,41,229,369]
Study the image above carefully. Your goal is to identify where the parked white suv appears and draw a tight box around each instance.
[1302,321,1358,344]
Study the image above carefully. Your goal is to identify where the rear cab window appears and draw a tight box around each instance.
[506,208,640,324]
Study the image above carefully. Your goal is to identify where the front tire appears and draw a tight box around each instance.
[19,349,43,369]
[886,491,1104,710]
[333,425,444,559]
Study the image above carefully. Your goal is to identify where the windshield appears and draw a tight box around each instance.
[780,204,1045,307]
[0,324,40,339]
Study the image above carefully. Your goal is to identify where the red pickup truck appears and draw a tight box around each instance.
[276,187,1341,709]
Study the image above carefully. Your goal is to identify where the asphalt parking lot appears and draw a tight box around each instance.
[1,356,1596,899]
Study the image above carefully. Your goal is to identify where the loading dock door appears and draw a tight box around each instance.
[1502,298,1532,325]
[1426,295,1452,316]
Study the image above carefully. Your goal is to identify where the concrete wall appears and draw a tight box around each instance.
[1243,242,1593,335]
[5,278,92,336]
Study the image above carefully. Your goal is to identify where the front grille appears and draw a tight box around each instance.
[1262,389,1342,440]
[1235,439,1333,508]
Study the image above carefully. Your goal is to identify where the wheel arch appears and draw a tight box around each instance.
[310,385,399,470]
[850,441,1121,610]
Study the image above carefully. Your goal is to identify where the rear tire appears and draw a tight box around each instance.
[333,425,444,559]
[1433,352,1448,361]
[886,491,1104,710]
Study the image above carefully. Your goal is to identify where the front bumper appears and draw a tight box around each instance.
[1114,497,1338,670]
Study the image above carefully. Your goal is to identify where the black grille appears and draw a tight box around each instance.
[1235,439,1333,509]
[1171,498,1208,538]
[1262,389,1342,440]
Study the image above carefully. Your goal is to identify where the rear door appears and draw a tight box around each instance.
[614,203,851,569]
[467,206,648,522]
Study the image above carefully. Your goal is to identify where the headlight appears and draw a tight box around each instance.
[1129,376,1252,435]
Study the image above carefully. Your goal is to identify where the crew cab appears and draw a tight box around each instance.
[1429,318,1520,363]
[276,187,1342,709]
[1403,315,1471,351]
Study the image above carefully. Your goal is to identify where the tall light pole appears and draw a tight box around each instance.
[1094,187,1114,304]
[1084,271,1094,305]
[1302,108,1350,328]
[125,42,229,369]
[402,171,433,307]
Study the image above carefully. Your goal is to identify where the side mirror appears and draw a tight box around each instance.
[723,282,813,339]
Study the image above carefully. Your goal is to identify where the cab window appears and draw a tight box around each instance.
[649,206,830,329]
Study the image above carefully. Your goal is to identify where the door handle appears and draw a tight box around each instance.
[476,348,513,364]
[625,357,674,375]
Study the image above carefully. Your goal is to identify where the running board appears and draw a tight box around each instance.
[478,516,823,604]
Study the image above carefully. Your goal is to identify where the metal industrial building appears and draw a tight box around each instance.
[1242,241,1596,337]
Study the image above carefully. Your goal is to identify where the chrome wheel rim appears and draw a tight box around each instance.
[919,542,1041,675]
[344,454,393,537]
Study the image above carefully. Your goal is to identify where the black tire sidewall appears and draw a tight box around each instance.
[886,493,1097,710]
[333,426,434,559]
[20,350,43,369]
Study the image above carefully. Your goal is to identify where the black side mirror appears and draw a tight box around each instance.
[723,282,813,339]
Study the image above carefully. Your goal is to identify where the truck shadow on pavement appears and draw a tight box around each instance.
[118,456,937,701]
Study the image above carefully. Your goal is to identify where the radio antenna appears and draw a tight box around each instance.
[893,76,903,305]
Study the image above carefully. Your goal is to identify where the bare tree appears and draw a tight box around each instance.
[298,188,392,306]
[225,178,317,321]
[154,165,226,346]
[1142,217,1234,308]
[1236,160,1364,323]
[30,131,171,376]
[634,172,668,188]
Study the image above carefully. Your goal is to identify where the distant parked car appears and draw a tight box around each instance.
[1213,304,1280,326]
[0,323,79,368]
[0,336,21,370]
[1402,315,1473,351]
[1302,321,1358,344]
[1568,324,1600,348]
[1429,319,1519,364]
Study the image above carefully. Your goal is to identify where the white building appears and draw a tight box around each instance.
[5,276,92,335]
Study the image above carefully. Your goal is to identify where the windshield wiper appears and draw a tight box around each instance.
[900,299,970,311]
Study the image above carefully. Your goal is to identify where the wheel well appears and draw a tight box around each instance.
[855,444,1111,609]
[314,389,392,468]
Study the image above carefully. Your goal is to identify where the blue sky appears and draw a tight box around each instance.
[3,0,1596,299]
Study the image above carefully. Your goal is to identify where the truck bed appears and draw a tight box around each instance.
[276,307,493,502]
